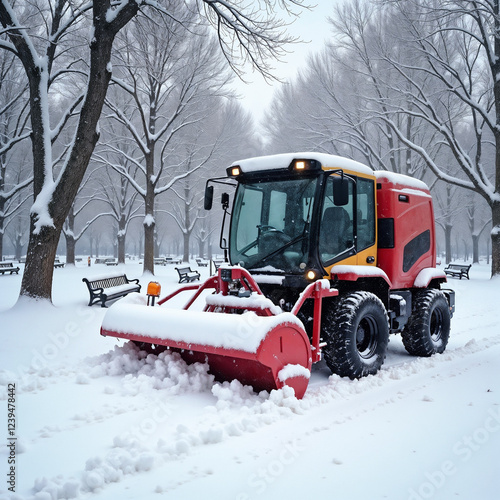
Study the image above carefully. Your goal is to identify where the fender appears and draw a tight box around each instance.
[330,265,392,288]
[413,267,447,288]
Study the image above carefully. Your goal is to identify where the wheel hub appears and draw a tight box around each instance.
[430,308,443,342]
[356,316,377,358]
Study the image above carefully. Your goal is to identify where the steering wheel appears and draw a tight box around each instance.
[258,225,291,252]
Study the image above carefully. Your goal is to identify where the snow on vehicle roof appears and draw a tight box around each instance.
[374,170,430,191]
[230,152,374,176]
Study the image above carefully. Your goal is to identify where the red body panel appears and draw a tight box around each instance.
[375,172,437,289]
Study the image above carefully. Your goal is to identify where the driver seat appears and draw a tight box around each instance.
[320,206,351,257]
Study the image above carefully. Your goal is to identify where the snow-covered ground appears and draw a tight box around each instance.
[0,261,499,500]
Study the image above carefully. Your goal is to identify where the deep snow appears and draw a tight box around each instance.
[0,260,499,500]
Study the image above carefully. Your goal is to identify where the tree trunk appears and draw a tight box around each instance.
[472,234,479,264]
[21,220,59,300]
[492,200,500,277]
[143,149,155,274]
[65,234,76,266]
[14,234,22,261]
[198,237,204,259]
[0,156,4,260]
[487,234,490,264]
[117,233,126,263]
[183,232,190,263]
[117,213,126,263]
[64,208,76,265]
[444,224,452,264]
[143,219,155,273]
[0,223,3,260]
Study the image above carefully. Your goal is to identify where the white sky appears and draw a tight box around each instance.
[230,2,339,129]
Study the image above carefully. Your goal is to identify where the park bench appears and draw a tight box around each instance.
[165,257,182,265]
[444,263,471,280]
[154,258,167,266]
[196,258,209,267]
[82,273,141,307]
[175,266,201,284]
[54,258,65,268]
[105,258,118,266]
[0,262,20,275]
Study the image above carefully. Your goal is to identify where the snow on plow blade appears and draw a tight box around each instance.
[100,270,313,398]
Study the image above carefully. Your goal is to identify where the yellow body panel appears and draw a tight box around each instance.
[321,166,378,278]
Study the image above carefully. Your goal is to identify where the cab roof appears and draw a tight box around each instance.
[230,152,374,177]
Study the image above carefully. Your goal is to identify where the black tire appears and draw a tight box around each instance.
[401,289,450,356]
[322,291,389,379]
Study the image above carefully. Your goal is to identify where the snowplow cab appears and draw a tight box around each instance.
[224,153,380,289]
[222,152,440,293]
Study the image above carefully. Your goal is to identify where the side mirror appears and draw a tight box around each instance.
[333,176,349,206]
[204,185,214,210]
[221,192,230,210]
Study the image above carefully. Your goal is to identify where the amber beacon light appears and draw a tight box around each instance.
[147,281,161,306]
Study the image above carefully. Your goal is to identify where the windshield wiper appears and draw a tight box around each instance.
[260,223,309,264]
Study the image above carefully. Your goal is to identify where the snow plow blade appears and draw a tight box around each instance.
[100,267,315,398]
[101,301,311,397]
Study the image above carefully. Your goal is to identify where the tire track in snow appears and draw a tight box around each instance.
[16,333,500,500]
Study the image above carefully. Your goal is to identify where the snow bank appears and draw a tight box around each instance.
[86,342,214,395]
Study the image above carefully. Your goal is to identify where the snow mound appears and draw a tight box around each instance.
[85,342,214,395]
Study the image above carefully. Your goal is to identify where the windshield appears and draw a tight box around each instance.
[229,176,319,272]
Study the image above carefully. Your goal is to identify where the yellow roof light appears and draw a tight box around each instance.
[288,159,321,172]
[230,166,241,177]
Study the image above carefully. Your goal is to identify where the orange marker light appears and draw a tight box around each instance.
[147,281,161,306]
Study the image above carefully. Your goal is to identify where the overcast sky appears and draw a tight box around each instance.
[230,2,338,129]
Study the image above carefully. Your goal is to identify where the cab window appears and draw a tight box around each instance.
[319,176,354,263]
[356,177,375,251]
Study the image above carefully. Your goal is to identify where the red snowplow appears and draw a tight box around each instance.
[101,267,336,398]
[101,152,455,399]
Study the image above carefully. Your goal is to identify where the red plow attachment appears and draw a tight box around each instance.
[101,267,337,399]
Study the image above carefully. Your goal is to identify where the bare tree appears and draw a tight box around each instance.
[62,168,111,265]
[465,193,491,264]
[94,164,141,263]
[0,49,31,259]
[104,12,233,273]
[373,0,500,276]
[0,0,307,302]
[6,211,28,260]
